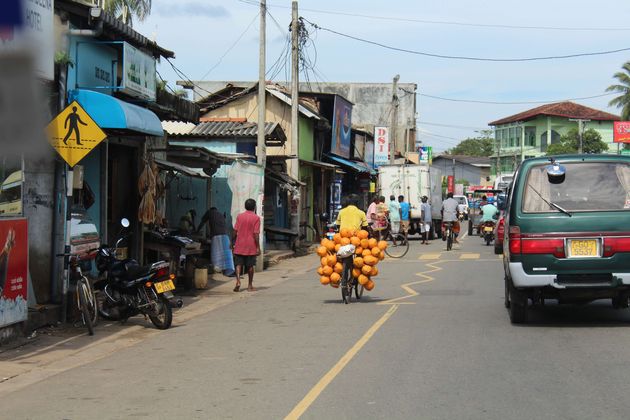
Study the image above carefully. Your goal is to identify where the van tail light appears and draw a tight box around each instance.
[603,237,630,257]
[521,238,565,258]
[509,226,565,258]
[508,226,521,254]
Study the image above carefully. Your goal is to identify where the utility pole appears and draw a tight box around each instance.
[290,0,300,246]
[569,118,590,154]
[390,74,400,164]
[255,0,266,272]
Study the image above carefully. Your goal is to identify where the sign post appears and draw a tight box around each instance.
[373,126,389,167]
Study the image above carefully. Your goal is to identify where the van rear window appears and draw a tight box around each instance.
[523,162,630,212]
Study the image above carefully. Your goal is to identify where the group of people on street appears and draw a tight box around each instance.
[206,191,499,294]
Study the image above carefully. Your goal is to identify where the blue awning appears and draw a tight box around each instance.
[324,154,376,175]
[68,89,164,137]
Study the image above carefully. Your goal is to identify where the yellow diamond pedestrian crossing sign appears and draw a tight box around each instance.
[45,101,107,167]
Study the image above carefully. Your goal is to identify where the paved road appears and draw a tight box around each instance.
[3,227,630,419]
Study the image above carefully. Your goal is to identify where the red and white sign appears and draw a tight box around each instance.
[447,176,454,193]
[613,121,630,143]
[0,218,28,327]
[373,126,389,167]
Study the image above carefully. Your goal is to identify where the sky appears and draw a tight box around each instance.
[135,0,630,153]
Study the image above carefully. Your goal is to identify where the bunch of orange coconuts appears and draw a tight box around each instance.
[316,228,388,291]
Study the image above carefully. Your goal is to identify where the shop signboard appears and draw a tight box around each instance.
[447,175,454,193]
[0,0,54,81]
[0,218,28,328]
[613,121,630,143]
[68,39,118,94]
[45,101,107,167]
[419,146,432,164]
[122,42,156,101]
[330,95,352,158]
[373,126,389,167]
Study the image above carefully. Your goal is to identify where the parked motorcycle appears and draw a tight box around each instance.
[481,220,495,246]
[94,219,182,329]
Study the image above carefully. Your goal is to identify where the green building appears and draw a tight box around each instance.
[488,102,619,175]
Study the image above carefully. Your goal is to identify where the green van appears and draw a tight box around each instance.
[503,155,630,323]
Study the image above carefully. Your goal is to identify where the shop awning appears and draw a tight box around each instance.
[68,89,164,137]
[265,167,305,188]
[154,158,210,178]
[324,154,376,175]
[299,159,339,171]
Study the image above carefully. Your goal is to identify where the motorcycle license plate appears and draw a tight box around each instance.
[154,279,175,293]
[568,239,599,258]
[483,226,494,232]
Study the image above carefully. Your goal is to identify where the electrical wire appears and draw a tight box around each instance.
[237,0,630,32]
[198,12,260,80]
[302,18,630,62]
[418,91,617,105]
[418,121,489,131]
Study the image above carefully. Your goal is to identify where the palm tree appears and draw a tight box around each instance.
[606,61,630,120]
[101,0,152,27]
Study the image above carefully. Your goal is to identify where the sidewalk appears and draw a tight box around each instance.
[0,253,318,397]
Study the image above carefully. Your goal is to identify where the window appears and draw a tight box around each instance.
[0,156,23,217]
[525,127,536,147]
[523,162,630,212]
[540,130,560,152]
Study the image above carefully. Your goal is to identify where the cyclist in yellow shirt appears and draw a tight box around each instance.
[335,195,368,232]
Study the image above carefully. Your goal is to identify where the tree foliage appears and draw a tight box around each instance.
[448,136,494,157]
[104,0,152,26]
[607,62,630,120]
[545,128,608,156]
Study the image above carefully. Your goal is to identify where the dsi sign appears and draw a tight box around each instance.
[122,42,156,101]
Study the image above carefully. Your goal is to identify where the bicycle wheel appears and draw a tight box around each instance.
[341,262,352,304]
[446,229,453,251]
[77,279,95,336]
[385,233,409,258]
[355,282,364,299]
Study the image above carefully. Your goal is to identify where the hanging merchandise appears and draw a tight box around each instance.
[138,156,157,224]
[227,161,264,226]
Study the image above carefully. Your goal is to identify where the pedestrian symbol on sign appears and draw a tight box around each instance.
[62,106,88,146]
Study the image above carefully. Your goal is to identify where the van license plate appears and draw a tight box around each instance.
[154,280,175,293]
[568,239,598,258]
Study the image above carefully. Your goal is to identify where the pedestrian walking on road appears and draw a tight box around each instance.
[398,195,410,243]
[232,199,261,292]
[420,196,432,244]
[388,195,401,234]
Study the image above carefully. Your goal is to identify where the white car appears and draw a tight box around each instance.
[453,195,469,219]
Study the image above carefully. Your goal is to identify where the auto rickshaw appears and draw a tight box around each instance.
[466,188,504,236]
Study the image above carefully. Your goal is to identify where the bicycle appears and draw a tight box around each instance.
[443,221,456,251]
[374,220,409,258]
[58,252,98,335]
[339,252,363,304]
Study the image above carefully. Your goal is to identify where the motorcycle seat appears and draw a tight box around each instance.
[126,264,153,279]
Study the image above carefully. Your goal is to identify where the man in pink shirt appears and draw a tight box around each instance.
[231,199,261,292]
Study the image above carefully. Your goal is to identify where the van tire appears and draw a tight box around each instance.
[507,278,527,324]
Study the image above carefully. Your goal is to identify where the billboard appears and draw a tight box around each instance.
[365,139,375,169]
[374,126,389,167]
[613,121,630,143]
[330,95,352,158]
[0,218,28,327]
[419,146,432,164]
[447,175,454,193]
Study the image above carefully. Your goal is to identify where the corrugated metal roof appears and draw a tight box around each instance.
[188,121,280,137]
[162,120,196,135]
[267,89,321,120]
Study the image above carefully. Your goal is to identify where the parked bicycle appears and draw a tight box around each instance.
[58,252,98,335]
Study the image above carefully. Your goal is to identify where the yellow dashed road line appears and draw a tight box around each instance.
[419,253,441,260]
[459,253,480,259]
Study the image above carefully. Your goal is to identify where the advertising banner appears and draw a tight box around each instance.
[0,218,28,328]
[0,0,54,80]
[419,146,433,164]
[447,175,454,193]
[455,184,464,195]
[122,42,156,101]
[374,126,389,167]
[364,139,375,169]
[330,96,352,158]
[613,121,630,143]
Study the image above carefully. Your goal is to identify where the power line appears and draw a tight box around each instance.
[302,18,630,62]
[418,121,489,131]
[237,0,630,32]
[198,12,260,80]
[418,91,617,104]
